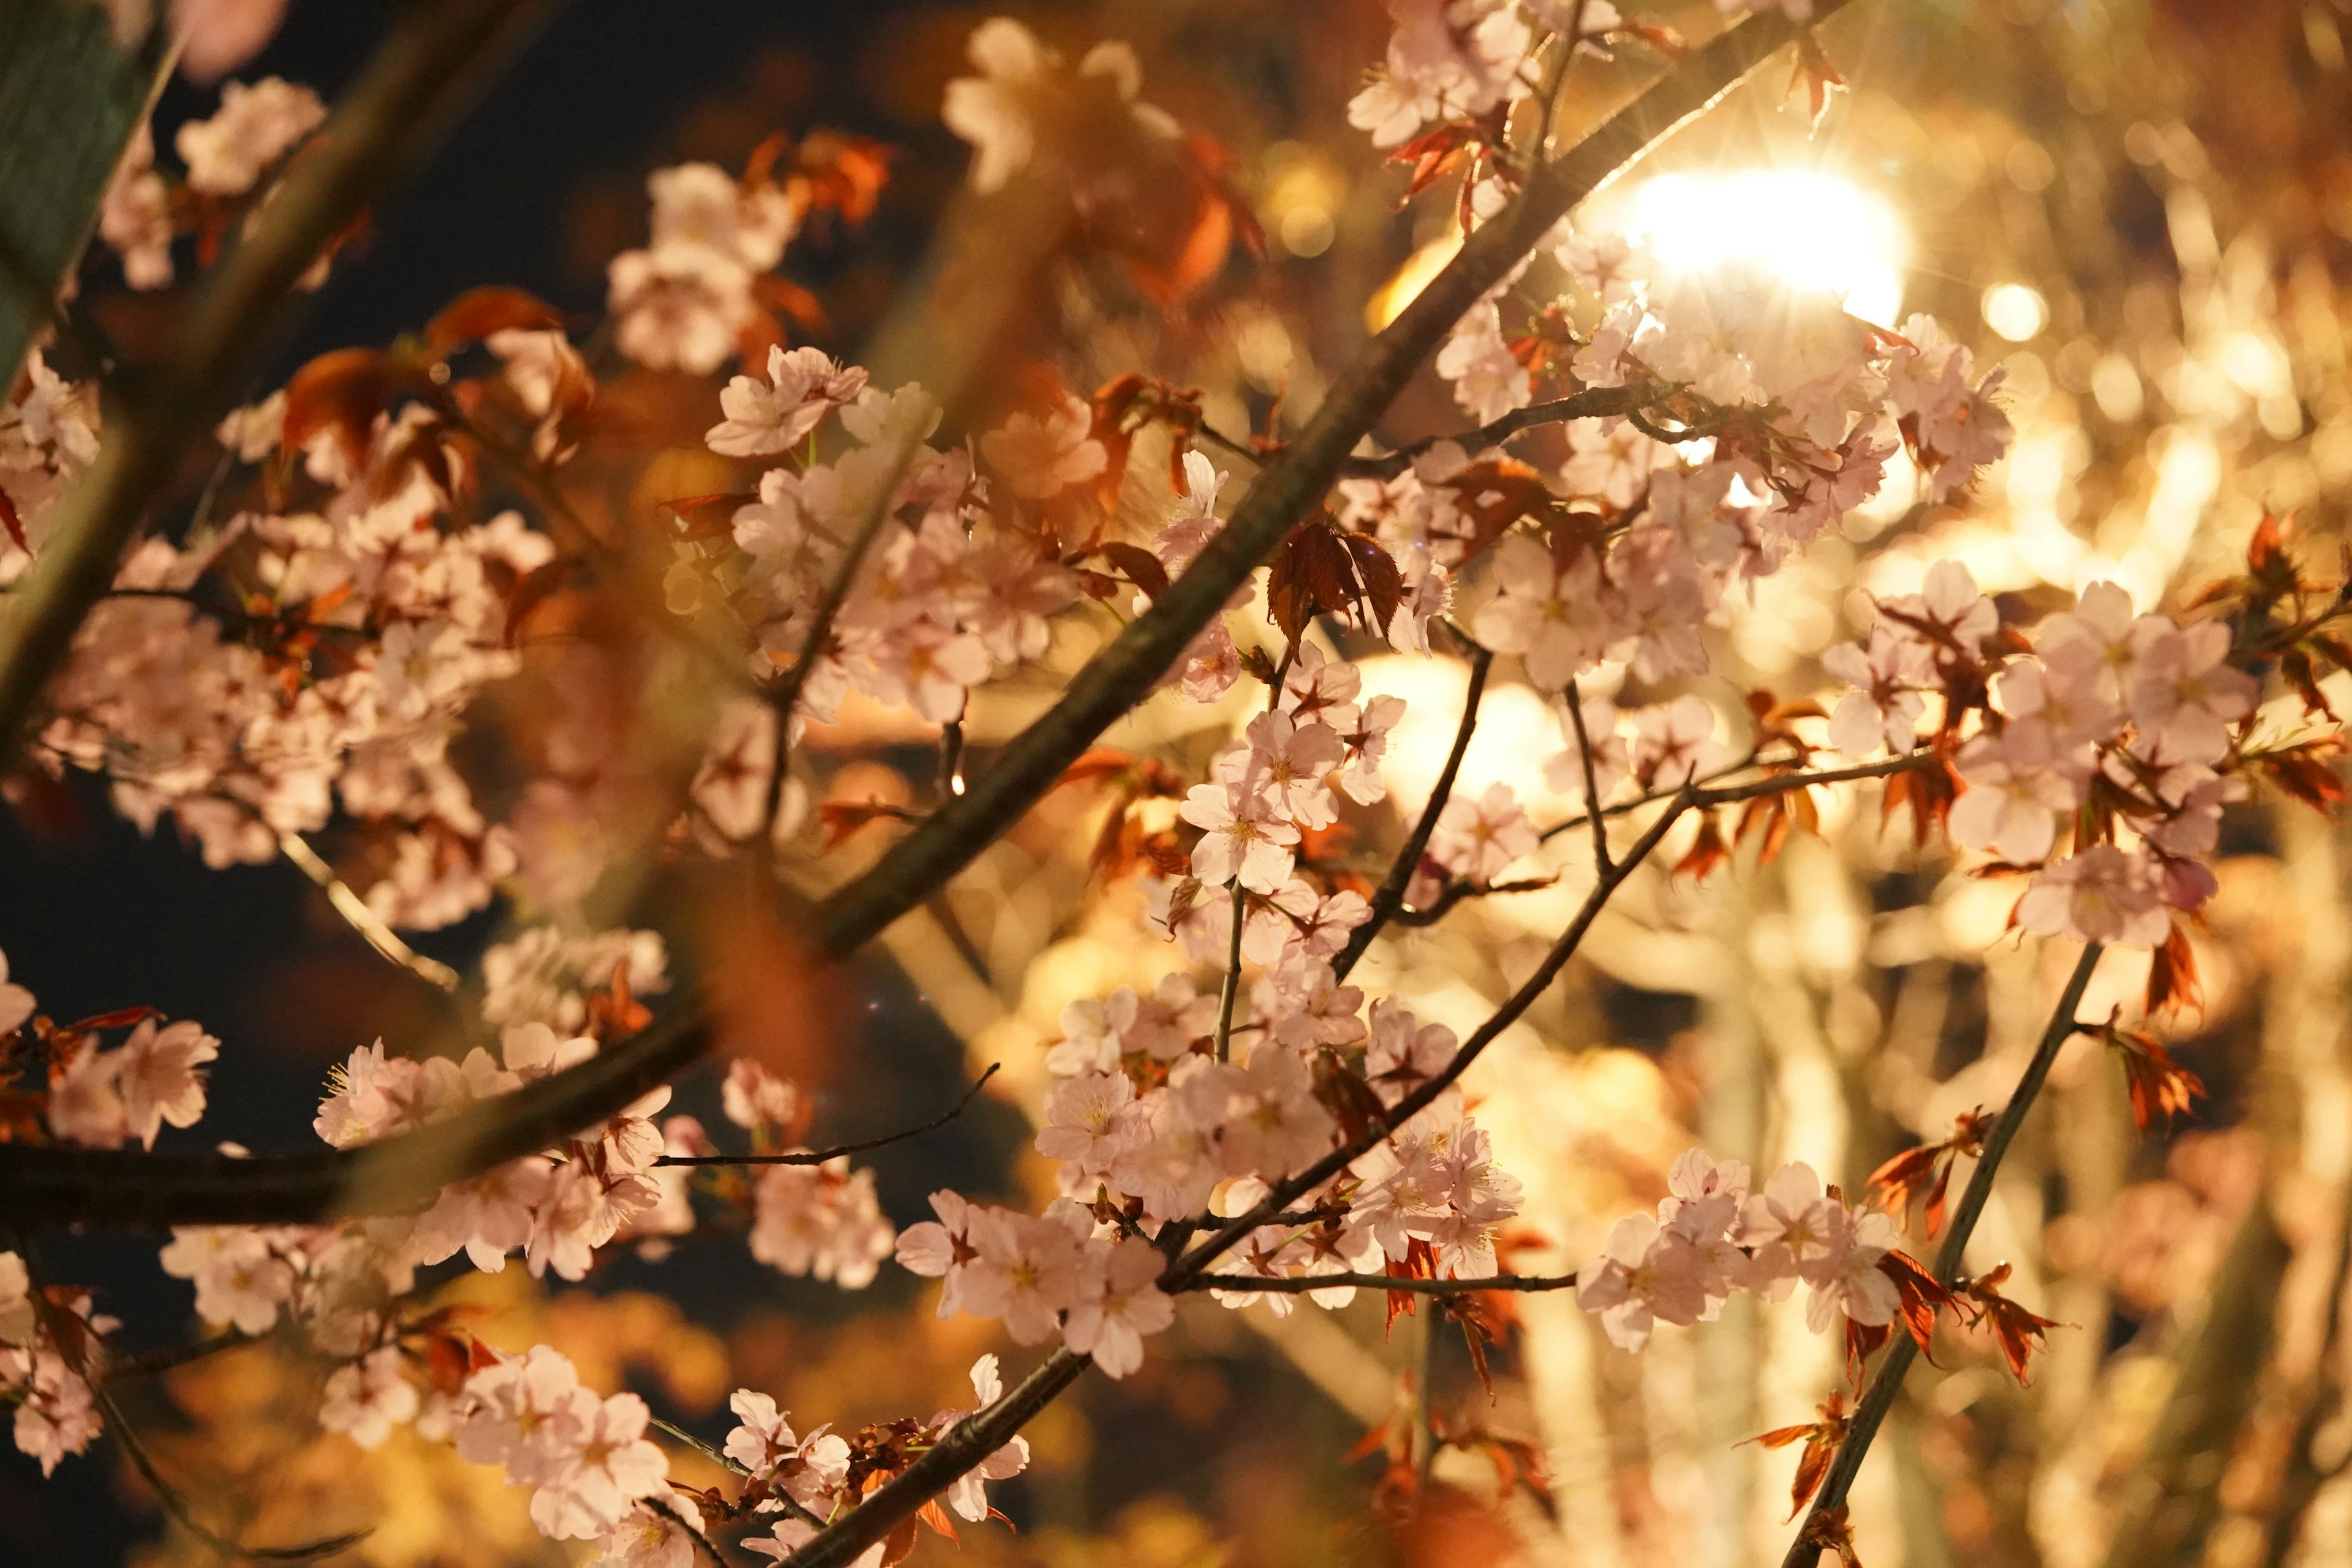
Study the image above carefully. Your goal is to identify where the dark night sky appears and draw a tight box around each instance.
[0,4,1025,1558]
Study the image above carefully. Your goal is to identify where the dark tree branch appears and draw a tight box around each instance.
[780,1348,1092,1568]
[1333,635,1493,981]
[1338,385,1660,479]
[1778,942,2106,1568]
[1174,1270,1578,1295]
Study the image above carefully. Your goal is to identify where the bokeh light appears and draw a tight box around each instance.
[1981,280,2050,341]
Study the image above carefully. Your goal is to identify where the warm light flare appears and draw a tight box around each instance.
[1624,168,1908,326]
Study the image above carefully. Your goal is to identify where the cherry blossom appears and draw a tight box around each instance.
[319,1346,421,1450]
[527,1389,671,1540]
[175,77,323,196]
[748,1158,895,1287]
[979,394,1108,500]
[1036,1069,1144,1178]
[1437,299,1531,424]
[706,346,870,458]
[590,1495,706,1568]
[1063,1235,1175,1377]
[942,18,1174,193]
[1948,728,2075,864]
[1181,780,1302,894]
[1428,782,1537,885]
[112,1017,219,1149]
[2015,844,2173,947]
[1823,626,1930,757]
[1576,1212,1707,1352]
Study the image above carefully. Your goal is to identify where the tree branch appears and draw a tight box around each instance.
[1778,941,2106,1568]
[781,1348,1093,1568]
[1333,636,1493,981]
[1174,1270,1578,1295]
[1337,385,1660,479]
[1176,788,1695,1286]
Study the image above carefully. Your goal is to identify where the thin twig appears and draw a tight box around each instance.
[277,832,460,991]
[654,1065,1000,1168]
[1777,942,2106,1568]
[1338,386,1658,480]
[1564,677,1612,874]
[106,1325,276,1381]
[1193,421,1267,467]
[1535,750,1931,844]
[650,1414,750,1475]
[1213,882,1247,1063]
[1332,636,1493,981]
[1175,1270,1580,1295]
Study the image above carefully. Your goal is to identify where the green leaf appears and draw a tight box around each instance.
[0,1,172,383]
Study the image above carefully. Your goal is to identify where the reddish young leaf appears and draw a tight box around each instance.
[1866,1107,1991,1237]
[2101,1020,2207,1133]
[1789,31,1847,127]
[1875,1248,1952,1358]
[790,129,894,226]
[1096,540,1170,601]
[60,1005,160,1035]
[1313,1050,1390,1147]
[584,959,652,1043]
[916,1498,959,1543]
[1344,1415,1395,1465]
[1881,757,1959,846]
[281,347,391,473]
[1957,1262,2060,1384]
[0,482,26,556]
[1742,1393,1850,1520]
[2252,738,2350,810]
[1735,794,1796,867]
[1674,813,1732,881]
[2145,923,2203,1017]
[1267,520,1400,645]
[1439,1292,1504,1397]
[1842,1317,1892,1387]
[423,285,566,353]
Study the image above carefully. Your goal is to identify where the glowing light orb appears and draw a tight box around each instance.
[1622,169,1908,326]
[1981,281,2049,342]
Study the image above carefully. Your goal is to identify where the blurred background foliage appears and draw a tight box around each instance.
[11,1,2352,1565]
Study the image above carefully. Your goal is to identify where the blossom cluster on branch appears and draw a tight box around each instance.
[8,2,2352,1565]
